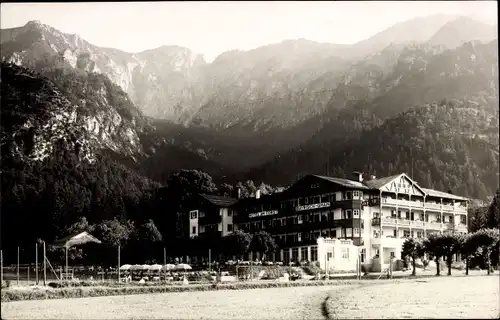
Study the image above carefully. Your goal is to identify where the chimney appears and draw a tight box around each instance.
[353,171,363,182]
[255,190,261,199]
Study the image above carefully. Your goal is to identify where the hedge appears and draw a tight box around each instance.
[1,280,363,302]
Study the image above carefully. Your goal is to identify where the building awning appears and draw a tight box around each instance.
[53,231,102,247]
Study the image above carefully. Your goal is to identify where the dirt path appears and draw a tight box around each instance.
[2,285,349,319]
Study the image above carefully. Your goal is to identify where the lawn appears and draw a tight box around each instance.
[326,275,500,319]
[1,285,348,319]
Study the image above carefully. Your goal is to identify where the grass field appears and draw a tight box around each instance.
[2,275,498,319]
[1,285,348,319]
[326,275,500,319]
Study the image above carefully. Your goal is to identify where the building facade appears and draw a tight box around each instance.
[184,172,469,271]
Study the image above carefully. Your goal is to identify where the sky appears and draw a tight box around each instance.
[1,1,497,62]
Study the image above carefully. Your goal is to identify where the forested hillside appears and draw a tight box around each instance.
[247,98,499,200]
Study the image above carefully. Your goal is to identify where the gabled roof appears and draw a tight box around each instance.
[362,174,403,189]
[199,194,238,207]
[421,188,468,201]
[311,175,370,189]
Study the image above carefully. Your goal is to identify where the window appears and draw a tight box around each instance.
[391,210,396,218]
[341,248,350,259]
[404,230,410,238]
[227,210,232,217]
[354,228,360,236]
[390,252,395,258]
[346,210,352,219]
[353,191,359,198]
[199,211,205,218]
[292,248,299,261]
[411,231,414,238]
[361,248,366,263]
[301,247,308,261]
[311,247,318,262]
[192,226,197,234]
[227,224,233,232]
[190,210,198,219]
[345,191,353,200]
[353,209,360,218]
[283,250,290,263]
[393,229,397,237]
[417,231,422,238]
[332,229,337,238]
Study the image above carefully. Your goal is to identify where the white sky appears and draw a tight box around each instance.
[1,1,497,62]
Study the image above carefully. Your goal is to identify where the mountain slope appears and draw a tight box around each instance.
[246,97,499,200]
[428,16,497,49]
[1,20,207,122]
[244,40,499,200]
[345,14,458,59]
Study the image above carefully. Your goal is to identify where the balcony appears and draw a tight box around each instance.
[371,236,403,247]
[378,218,443,230]
[382,198,424,209]
[425,222,442,230]
[412,221,425,228]
[425,203,442,211]
[444,223,454,230]
[442,204,455,212]
[454,224,468,233]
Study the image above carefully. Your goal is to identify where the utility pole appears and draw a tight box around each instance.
[43,241,46,286]
[36,243,39,285]
[17,246,19,286]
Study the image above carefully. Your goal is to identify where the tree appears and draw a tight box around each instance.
[460,233,479,276]
[223,230,252,260]
[423,232,446,276]
[486,189,500,229]
[95,218,134,248]
[468,228,500,275]
[439,233,464,276]
[469,206,488,232]
[249,231,278,261]
[401,238,425,276]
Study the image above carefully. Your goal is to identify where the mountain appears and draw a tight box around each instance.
[345,14,458,59]
[1,17,498,190]
[1,20,207,123]
[0,61,149,163]
[243,40,499,200]
[428,16,497,49]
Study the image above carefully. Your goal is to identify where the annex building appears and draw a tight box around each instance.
[184,172,469,272]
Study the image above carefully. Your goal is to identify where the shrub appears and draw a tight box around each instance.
[302,264,322,276]
[1,279,362,302]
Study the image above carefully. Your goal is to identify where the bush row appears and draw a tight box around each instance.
[1,279,361,302]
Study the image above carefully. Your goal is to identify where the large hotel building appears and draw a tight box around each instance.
[184,172,469,271]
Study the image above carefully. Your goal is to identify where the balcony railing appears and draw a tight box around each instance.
[426,203,441,210]
[382,198,424,208]
[444,223,454,230]
[381,199,467,214]
[425,222,442,230]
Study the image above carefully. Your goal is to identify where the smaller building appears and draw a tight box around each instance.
[187,194,238,238]
[317,237,360,272]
